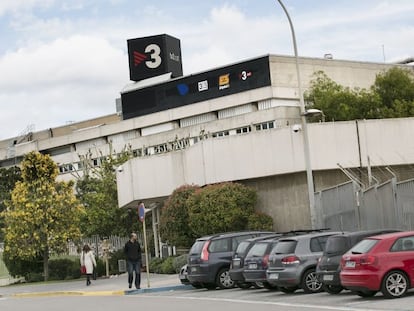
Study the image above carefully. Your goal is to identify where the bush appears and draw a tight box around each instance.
[247,212,274,231]
[173,254,188,273]
[25,272,44,283]
[49,258,80,280]
[95,258,106,277]
[148,256,181,274]
[160,257,176,274]
[149,257,164,273]
[108,249,126,275]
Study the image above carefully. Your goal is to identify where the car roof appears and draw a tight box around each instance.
[277,231,342,241]
[329,229,400,239]
[365,230,414,240]
[196,231,274,241]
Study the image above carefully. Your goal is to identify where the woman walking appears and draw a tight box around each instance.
[80,244,96,286]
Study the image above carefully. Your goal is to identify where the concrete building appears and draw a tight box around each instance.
[1,54,413,231]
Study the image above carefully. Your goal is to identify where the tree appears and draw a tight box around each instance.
[187,182,259,237]
[75,146,136,237]
[0,166,22,241]
[305,68,414,121]
[159,185,199,248]
[2,151,84,281]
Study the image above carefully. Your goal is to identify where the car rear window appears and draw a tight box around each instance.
[348,239,378,254]
[246,243,268,257]
[272,240,297,254]
[235,241,251,256]
[189,241,205,255]
[325,236,350,254]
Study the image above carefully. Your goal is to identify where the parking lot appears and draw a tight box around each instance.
[145,285,414,311]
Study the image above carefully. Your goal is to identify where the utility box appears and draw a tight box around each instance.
[118,259,126,273]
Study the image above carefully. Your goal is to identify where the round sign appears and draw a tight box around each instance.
[138,203,145,222]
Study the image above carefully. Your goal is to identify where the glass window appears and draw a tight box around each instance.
[272,240,297,254]
[310,237,322,252]
[246,243,268,257]
[391,237,414,252]
[189,241,205,255]
[210,238,230,252]
[235,241,251,256]
[325,236,350,254]
[348,239,378,254]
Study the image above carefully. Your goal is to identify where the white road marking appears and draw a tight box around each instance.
[138,295,382,311]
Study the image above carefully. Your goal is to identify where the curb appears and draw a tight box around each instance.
[11,284,192,298]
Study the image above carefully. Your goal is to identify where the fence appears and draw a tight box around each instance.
[316,178,414,231]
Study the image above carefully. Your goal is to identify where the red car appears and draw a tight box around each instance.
[340,231,414,299]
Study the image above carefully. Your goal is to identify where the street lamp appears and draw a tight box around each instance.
[276,0,317,228]
[303,108,325,122]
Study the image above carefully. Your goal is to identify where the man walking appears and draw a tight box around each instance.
[124,232,142,289]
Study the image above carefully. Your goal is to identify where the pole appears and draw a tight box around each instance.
[277,0,316,228]
[142,217,151,288]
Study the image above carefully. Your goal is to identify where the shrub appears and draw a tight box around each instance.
[247,212,274,231]
[108,249,126,275]
[160,256,176,274]
[149,257,164,274]
[49,258,80,280]
[173,254,188,273]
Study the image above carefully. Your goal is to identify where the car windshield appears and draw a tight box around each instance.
[325,236,350,254]
[272,240,297,254]
[235,241,251,256]
[189,241,205,255]
[348,239,378,254]
[246,243,268,257]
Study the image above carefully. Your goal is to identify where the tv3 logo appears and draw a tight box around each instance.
[134,44,162,69]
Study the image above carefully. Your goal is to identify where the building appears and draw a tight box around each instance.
[1,46,413,231]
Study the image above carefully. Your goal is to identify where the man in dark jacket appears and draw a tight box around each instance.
[124,232,142,289]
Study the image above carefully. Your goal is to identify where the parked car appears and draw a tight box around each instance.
[266,231,340,294]
[187,231,273,289]
[340,231,414,299]
[317,229,399,294]
[243,237,280,290]
[229,234,280,289]
[179,264,190,285]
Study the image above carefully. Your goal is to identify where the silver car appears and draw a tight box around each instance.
[266,231,340,294]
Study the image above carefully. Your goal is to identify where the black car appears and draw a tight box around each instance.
[229,234,280,289]
[316,229,400,294]
[187,231,273,289]
[243,237,280,290]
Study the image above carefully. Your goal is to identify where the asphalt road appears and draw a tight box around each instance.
[2,274,414,311]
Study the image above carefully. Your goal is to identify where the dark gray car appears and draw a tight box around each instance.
[266,231,341,294]
[187,231,272,289]
[316,229,400,294]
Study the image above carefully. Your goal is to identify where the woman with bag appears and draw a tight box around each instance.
[80,244,96,286]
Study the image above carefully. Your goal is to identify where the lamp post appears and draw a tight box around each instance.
[276,0,317,228]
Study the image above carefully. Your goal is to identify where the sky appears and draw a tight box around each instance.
[0,0,413,140]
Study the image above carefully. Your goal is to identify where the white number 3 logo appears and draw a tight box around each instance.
[145,44,162,69]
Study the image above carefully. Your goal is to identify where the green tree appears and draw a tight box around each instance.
[187,182,258,237]
[75,146,135,237]
[0,166,22,241]
[1,151,84,281]
[159,185,199,248]
[305,68,414,121]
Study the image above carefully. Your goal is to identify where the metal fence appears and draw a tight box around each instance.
[316,178,414,231]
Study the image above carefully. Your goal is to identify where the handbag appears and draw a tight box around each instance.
[80,252,87,274]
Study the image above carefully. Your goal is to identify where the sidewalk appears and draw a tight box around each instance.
[0,273,192,298]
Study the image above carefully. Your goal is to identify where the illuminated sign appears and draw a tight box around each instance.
[218,74,230,90]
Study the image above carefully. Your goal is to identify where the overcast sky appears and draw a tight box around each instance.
[0,0,413,140]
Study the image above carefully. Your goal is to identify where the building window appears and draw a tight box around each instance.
[255,121,275,131]
[236,126,251,134]
[212,131,229,138]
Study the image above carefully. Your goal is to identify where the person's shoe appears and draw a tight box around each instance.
[87,281,91,286]
[136,286,140,289]
[128,284,132,289]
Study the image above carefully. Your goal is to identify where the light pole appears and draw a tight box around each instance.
[276,0,317,228]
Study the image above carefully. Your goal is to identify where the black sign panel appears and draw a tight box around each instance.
[127,34,183,81]
[121,56,271,120]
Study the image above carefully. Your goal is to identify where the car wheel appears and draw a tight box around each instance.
[354,290,377,297]
[216,268,235,289]
[301,269,323,294]
[279,286,298,293]
[237,282,252,289]
[263,282,278,290]
[381,270,409,299]
[323,285,343,295]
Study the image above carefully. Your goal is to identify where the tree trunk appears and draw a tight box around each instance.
[43,247,49,282]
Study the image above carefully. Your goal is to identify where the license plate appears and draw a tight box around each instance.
[268,273,279,280]
[345,261,356,268]
[323,274,334,281]
[248,263,257,269]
